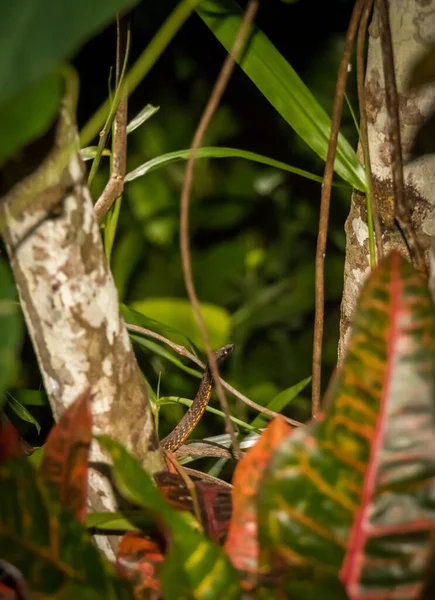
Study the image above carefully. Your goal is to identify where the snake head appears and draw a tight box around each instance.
[214,343,234,365]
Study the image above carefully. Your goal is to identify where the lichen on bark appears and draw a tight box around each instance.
[339,0,435,361]
[0,90,164,557]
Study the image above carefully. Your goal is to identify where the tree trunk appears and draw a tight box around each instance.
[0,92,165,558]
[339,0,435,360]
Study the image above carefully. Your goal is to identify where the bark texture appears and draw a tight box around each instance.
[1,96,164,557]
[339,0,435,361]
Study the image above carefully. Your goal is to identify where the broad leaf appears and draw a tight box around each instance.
[86,511,153,533]
[0,457,134,598]
[8,389,48,406]
[225,418,292,581]
[0,0,140,163]
[130,297,230,350]
[99,435,242,599]
[259,252,435,599]
[196,0,366,191]
[0,71,62,165]
[0,420,22,463]
[0,0,140,106]
[40,389,92,523]
[0,258,23,408]
[0,581,18,600]
[121,304,198,354]
[117,532,164,597]
[154,471,232,544]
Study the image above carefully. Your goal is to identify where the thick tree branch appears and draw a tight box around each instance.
[339,0,435,361]
[0,91,164,558]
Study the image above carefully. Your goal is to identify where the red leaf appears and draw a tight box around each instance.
[225,417,292,580]
[197,480,232,544]
[117,532,164,597]
[0,559,31,600]
[0,418,22,463]
[0,582,17,600]
[154,471,232,544]
[40,388,92,522]
[337,252,435,599]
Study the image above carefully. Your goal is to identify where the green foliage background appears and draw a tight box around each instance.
[3,0,358,448]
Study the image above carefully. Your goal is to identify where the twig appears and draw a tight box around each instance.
[94,18,128,223]
[94,95,127,222]
[377,0,427,274]
[127,323,194,360]
[357,0,382,264]
[87,27,130,191]
[183,467,233,489]
[221,381,303,428]
[126,322,303,427]
[312,0,365,418]
[179,0,259,458]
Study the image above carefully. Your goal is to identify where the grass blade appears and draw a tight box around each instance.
[197,0,366,191]
[125,146,337,185]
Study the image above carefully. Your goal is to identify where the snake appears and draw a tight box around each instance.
[161,344,234,452]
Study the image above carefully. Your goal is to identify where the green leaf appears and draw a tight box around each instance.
[126,103,160,134]
[80,146,111,162]
[86,511,153,532]
[111,232,143,302]
[8,389,48,406]
[0,0,140,106]
[6,394,41,434]
[259,252,435,598]
[196,0,366,191]
[122,304,198,353]
[130,297,231,351]
[98,435,242,599]
[0,71,63,165]
[28,446,44,468]
[0,258,23,410]
[0,457,134,598]
[250,376,311,429]
[125,146,330,185]
[131,336,202,378]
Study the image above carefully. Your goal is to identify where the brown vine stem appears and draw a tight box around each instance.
[184,467,233,489]
[312,0,365,418]
[179,0,259,459]
[357,0,383,262]
[126,322,303,428]
[377,0,427,274]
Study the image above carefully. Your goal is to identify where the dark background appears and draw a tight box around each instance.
[16,0,359,450]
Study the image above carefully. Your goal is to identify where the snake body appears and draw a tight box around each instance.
[161,344,234,451]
